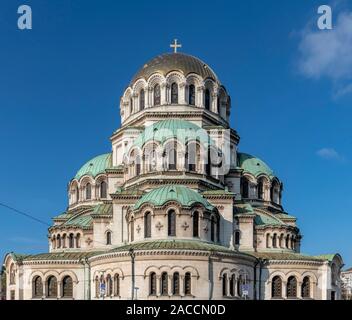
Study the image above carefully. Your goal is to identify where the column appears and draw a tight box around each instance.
[226,276,230,297]
[156,275,161,297]
[168,275,173,296]
[297,282,302,299]
[161,83,167,105]
[212,92,218,113]
[132,93,138,113]
[282,281,287,299]
[147,87,152,108]
[179,82,186,104]
[180,275,185,297]
[197,86,204,108]
[57,282,62,299]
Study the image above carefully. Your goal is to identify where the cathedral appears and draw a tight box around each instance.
[3,44,343,300]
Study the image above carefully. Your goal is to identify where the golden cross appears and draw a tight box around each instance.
[170,39,182,53]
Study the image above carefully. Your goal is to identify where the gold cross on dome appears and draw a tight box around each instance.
[170,39,182,53]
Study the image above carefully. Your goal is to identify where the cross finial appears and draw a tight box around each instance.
[170,39,182,53]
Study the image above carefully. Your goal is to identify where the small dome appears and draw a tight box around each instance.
[134,185,214,211]
[131,119,215,150]
[131,53,218,84]
[238,153,275,178]
[74,153,112,180]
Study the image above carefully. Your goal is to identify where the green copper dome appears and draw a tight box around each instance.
[74,153,112,180]
[134,185,215,210]
[237,153,275,178]
[132,119,215,150]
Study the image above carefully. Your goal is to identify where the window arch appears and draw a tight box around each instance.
[106,275,112,297]
[100,181,107,199]
[205,88,211,110]
[57,234,61,249]
[287,276,297,298]
[222,274,228,296]
[193,211,199,237]
[185,272,192,295]
[241,177,249,198]
[33,276,43,298]
[302,277,311,299]
[46,276,58,298]
[271,276,282,298]
[150,272,156,295]
[144,212,151,238]
[173,272,180,295]
[106,231,112,245]
[257,178,264,200]
[69,233,74,248]
[210,216,215,242]
[161,272,168,296]
[86,183,92,200]
[76,233,81,248]
[272,234,278,248]
[189,84,195,105]
[154,84,161,106]
[114,274,120,296]
[171,82,178,104]
[140,89,145,110]
[62,276,73,298]
[168,210,176,236]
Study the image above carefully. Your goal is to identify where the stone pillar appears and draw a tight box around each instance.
[297,282,302,299]
[180,275,185,297]
[197,86,204,108]
[161,83,167,105]
[147,87,152,108]
[168,275,173,296]
[282,281,287,299]
[179,82,186,104]
[57,282,62,299]
[212,92,218,113]
[156,275,161,297]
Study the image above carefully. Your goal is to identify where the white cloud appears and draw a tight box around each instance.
[298,10,352,96]
[316,148,344,161]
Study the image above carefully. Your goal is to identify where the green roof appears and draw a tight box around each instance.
[92,203,113,216]
[313,254,336,262]
[238,152,275,178]
[74,153,112,180]
[109,239,236,254]
[234,203,255,214]
[134,185,215,211]
[254,212,285,226]
[64,214,93,229]
[21,251,99,261]
[131,119,215,150]
[245,251,326,262]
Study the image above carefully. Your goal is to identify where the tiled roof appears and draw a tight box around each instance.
[134,185,215,211]
[92,203,113,216]
[22,251,100,261]
[254,212,285,226]
[74,153,112,180]
[244,251,325,262]
[237,152,275,178]
[64,215,93,229]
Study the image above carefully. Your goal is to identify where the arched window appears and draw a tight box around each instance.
[185,143,196,172]
[150,272,156,295]
[168,147,177,170]
[205,88,211,110]
[222,274,228,296]
[235,230,240,246]
[237,275,243,297]
[62,234,67,248]
[185,272,192,295]
[193,211,199,237]
[130,217,134,242]
[135,155,141,176]
[69,233,74,248]
[171,82,178,104]
[266,234,270,248]
[86,183,91,200]
[173,272,180,295]
[62,276,73,298]
[205,147,212,175]
[106,275,112,297]
[161,272,168,296]
[144,212,151,238]
[241,178,249,198]
[291,236,296,251]
[100,181,107,199]
[57,234,61,248]
[76,233,81,248]
[229,274,235,296]
[106,231,112,245]
[130,98,133,114]
[272,234,277,248]
[47,276,58,298]
[9,264,15,285]
[286,235,290,248]
[154,84,161,106]
[287,276,297,298]
[302,277,311,299]
[33,276,43,298]
[95,276,100,298]
[140,89,145,110]
[210,216,215,242]
[114,274,120,296]
[272,276,282,298]
[168,210,176,236]
[257,179,264,200]
[75,186,79,203]
[189,84,195,105]
[52,236,56,249]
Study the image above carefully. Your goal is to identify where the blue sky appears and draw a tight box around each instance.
[0,0,351,267]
